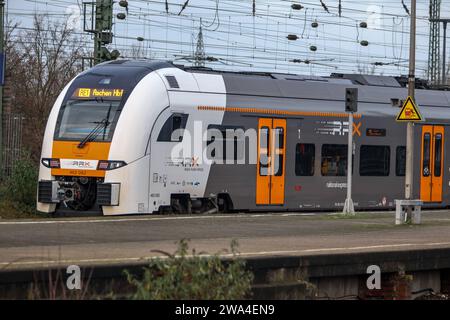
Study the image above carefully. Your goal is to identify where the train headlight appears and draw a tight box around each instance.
[41,158,61,168]
[97,160,127,171]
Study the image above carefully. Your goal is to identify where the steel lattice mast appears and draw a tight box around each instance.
[428,0,441,84]
[194,21,206,67]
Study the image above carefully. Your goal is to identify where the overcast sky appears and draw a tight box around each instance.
[6,0,448,78]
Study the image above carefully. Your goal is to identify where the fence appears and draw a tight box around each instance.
[1,113,23,177]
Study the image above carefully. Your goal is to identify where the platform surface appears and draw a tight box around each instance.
[1,210,450,270]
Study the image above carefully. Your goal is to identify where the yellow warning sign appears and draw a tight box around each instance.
[396,96,424,122]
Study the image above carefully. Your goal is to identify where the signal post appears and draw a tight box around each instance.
[395,0,424,224]
[343,88,358,215]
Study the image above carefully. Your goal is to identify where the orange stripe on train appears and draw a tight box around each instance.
[197,106,362,119]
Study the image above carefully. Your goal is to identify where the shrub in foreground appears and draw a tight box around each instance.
[126,239,254,300]
[0,153,38,217]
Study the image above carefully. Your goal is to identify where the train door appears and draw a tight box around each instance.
[420,125,445,202]
[256,118,286,205]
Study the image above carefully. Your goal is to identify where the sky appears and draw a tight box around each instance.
[5,0,448,79]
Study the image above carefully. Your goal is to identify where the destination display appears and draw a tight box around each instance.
[73,88,124,100]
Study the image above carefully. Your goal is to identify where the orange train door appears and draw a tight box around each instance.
[420,125,445,202]
[256,118,286,205]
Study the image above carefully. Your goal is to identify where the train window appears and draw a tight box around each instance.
[55,100,121,142]
[273,155,284,176]
[206,125,245,163]
[260,127,269,149]
[396,146,406,177]
[157,114,188,142]
[296,144,315,176]
[259,127,270,176]
[273,127,285,176]
[360,145,390,176]
[274,127,284,149]
[423,133,431,177]
[321,145,348,176]
[434,134,443,178]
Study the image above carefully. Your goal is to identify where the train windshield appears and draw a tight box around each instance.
[55,100,121,142]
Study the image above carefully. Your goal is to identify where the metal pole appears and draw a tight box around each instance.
[0,0,4,179]
[94,0,102,65]
[443,21,447,85]
[343,112,355,214]
[405,0,416,202]
[343,112,355,215]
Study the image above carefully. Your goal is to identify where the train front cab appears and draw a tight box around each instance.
[37,61,174,215]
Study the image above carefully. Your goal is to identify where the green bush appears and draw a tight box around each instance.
[1,153,38,209]
[126,239,254,300]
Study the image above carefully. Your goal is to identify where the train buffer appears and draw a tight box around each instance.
[395,199,423,225]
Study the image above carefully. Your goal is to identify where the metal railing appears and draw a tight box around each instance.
[1,113,23,177]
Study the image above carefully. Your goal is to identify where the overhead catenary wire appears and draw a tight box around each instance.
[7,0,438,77]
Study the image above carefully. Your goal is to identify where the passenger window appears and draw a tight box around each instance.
[273,155,283,176]
[360,145,390,176]
[296,144,315,176]
[396,146,406,177]
[275,127,284,149]
[435,134,443,177]
[321,144,348,177]
[260,127,269,149]
[259,127,270,176]
[273,127,284,177]
[206,125,245,163]
[157,114,188,142]
[423,133,431,177]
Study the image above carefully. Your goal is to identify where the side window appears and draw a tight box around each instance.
[259,127,270,176]
[296,144,315,176]
[435,133,443,177]
[273,127,284,177]
[321,144,348,176]
[360,145,390,176]
[206,125,245,162]
[396,146,406,177]
[157,114,188,142]
[423,133,431,177]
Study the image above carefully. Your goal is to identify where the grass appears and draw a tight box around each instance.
[320,212,394,220]
[0,199,49,219]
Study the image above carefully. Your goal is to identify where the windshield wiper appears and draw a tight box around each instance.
[77,118,111,149]
[77,102,114,149]
[69,98,105,105]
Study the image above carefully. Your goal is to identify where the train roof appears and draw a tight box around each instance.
[96,60,450,109]
[98,59,440,91]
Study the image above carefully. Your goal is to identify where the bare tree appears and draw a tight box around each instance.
[356,61,377,75]
[6,14,86,160]
[129,44,146,59]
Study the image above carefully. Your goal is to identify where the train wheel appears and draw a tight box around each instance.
[158,205,172,215]
[171,195,192,215]
[218,194,233,214]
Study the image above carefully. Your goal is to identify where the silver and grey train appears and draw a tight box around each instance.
[37,60,450,215]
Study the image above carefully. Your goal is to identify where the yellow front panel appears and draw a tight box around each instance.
[51,141,111,177]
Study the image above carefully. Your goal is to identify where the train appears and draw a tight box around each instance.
[37,59,450,215]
